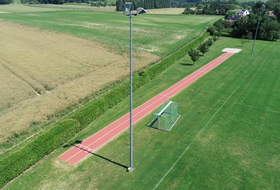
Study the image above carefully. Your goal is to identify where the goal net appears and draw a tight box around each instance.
[148,101,180,131]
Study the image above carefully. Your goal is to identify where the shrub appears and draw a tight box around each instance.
[0,120,80,188]
[198,42,209,54]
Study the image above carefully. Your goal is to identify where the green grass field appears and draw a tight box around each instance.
[0,10,221,57]
[0,4,64,13]
[3,37,279,189]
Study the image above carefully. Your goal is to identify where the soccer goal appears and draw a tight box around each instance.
[148,101,180,131]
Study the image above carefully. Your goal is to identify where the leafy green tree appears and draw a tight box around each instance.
[225,10,238,19]
[116,0,124,11]
[246,32,253,40]
[213,19,232,31]
[207,25,217,35]
[197,4,205,9]
[206,38,214,47]
[183,7,196,14]
[197,42,209,54]
[267,0,280,23]
[239,35,247,46]
[188,48,200,65]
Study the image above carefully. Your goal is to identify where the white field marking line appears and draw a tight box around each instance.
[153,86,240,190]
[159,94,172,98]
[229,101,280,114]
[76,144,94,153]
[62,53,232,161]
[152,141,194,190]
[239,88,279,95]
[240,60,266,101]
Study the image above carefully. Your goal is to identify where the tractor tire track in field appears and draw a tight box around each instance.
[1,59,46,95]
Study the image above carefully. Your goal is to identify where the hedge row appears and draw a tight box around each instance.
[0,120,80,188]
[72,82,130,127]
[0,32,210,188]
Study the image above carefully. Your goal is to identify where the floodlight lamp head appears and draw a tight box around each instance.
[123,2,137,17]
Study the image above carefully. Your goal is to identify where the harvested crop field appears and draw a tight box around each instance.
[0,19,160,145]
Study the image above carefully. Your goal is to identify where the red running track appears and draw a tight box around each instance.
[59,52,234,165]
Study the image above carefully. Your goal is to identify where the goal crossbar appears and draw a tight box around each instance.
[157,100,173,116]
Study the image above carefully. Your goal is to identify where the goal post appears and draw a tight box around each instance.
[148,101,180,131]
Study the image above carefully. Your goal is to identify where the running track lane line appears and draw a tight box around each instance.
[59,52,234,165]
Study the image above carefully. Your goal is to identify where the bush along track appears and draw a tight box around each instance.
[0,32,210,188]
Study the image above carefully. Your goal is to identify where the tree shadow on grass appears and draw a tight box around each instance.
[63,140,82,148]
[180,62,193,66]
[63,140,128,170]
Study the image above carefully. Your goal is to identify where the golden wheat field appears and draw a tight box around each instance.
[0,19,160,144]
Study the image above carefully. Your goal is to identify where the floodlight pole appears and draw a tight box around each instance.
[123,2,145,172]
[128,14,133,172]
[123,2,136,172]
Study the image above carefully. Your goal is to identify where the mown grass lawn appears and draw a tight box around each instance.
[3,37,280,189]
[0,11,221,57]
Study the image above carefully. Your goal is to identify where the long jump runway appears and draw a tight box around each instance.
[59,52,234,165]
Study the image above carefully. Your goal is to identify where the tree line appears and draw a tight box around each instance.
[0,0,13,4]
[115,0,171,11]
[207,1,280,41]
[172,0,255,9]
[183,0,256,15]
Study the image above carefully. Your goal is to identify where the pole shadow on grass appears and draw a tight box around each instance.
[63,140,128,170]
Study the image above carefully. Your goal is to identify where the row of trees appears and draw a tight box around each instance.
[188,37,217,65]
[20,0,110,5]
[116,0,170,11]
[21,0,64,4]
[0,0,13,4]
[91,0,116,7]
[183,0,256,15]
[174,0,255,9]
